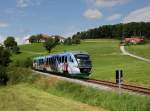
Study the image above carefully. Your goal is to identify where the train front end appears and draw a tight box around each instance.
[74,53,92,77]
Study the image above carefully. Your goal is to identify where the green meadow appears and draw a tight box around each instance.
[14,39,150,87]
[126,43,150,59]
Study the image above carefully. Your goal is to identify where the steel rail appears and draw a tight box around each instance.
[85,79,150,95]
[33,69,150,95]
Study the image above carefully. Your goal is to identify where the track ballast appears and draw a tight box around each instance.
[85,79,150,95]
[34,70,150,95]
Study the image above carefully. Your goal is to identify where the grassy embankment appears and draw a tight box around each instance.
[14,39,150,87]
[1,67,150,111]
[0,83,104,111]
[0,67,106,111]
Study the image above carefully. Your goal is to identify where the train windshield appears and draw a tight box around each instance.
[75,54,91,67]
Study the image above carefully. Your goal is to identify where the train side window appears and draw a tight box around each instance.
[39,59,41,65]
[53,57,55,63]
[41,59,43,64]
[39,59,41,64]
[48,58,50,64]
[59,57,61,63]
[46,58,47,64]
[49,58,51,64]
[65,56,67,63]
[51,58,53,64]
[62,56,64,63]
[57,57,59,62]
[38,59,40,64]
[69,56,74,63]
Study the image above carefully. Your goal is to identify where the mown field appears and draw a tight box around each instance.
[14,39,150,87]
[126,43,150,59]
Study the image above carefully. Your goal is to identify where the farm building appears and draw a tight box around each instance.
[25,34,65,44]
[124,37,144,44]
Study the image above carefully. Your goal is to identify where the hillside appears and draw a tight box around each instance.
[15,39,150,87]
[0,84,105,111]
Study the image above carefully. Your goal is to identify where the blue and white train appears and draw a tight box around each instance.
[33,51,92,77]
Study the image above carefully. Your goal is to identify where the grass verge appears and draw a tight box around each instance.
[33,74,150,111]
[1,67,150,111]
[0,84,105,111]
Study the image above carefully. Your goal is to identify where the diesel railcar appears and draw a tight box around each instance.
[33,51,92,77]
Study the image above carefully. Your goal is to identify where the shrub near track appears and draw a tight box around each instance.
[7,66,37,84]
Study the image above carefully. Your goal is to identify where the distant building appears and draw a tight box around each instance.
[124,37,144,44]
[50,35,65,43]
[25,34,65,44]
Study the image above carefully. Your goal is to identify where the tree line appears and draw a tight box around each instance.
[72,22,150,40]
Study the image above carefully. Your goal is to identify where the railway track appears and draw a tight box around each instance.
[33,70,150,95]
[85,79,150,95]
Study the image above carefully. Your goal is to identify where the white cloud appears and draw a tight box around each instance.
[124,6,150,23]
[85,0,130,8]
[107,13,122,21]
[0,34,31,45]
[0,22,9,28]
[16,0,42,8]
[0,35,6,44]
[15,35,30,44]
[17,0,30,8]
[83,9,103,20]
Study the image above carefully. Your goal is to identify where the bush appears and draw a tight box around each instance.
[72,37,80,44]
[7,66,37,84]
[0,66,9,85]
[64,37,81,45]
[14,57,32,68]
[12,46,20,54]
[64,37,72,45]
[0,46,11,67]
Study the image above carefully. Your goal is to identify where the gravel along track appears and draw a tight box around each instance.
[33,70,150,95]
[85,79,150,95]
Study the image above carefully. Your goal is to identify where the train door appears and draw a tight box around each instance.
[68,55,80,74]
[57,56,62,73]
[63,56,68,73]
[53,56,58,72]
[45,57,51,72]
[61,56,64,73]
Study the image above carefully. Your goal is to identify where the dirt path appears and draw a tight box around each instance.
[120,45,150,63]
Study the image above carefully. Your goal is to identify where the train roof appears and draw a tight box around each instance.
[46,51,88,57]
[68,51,88,55]
[33,51,89,59]
[33,56,46,60]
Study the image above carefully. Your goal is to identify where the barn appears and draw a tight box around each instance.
[124,37,144,44]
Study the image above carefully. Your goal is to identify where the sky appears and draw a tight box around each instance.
[0,0,150,44]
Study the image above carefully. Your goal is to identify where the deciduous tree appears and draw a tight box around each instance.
[44,38,58,53]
